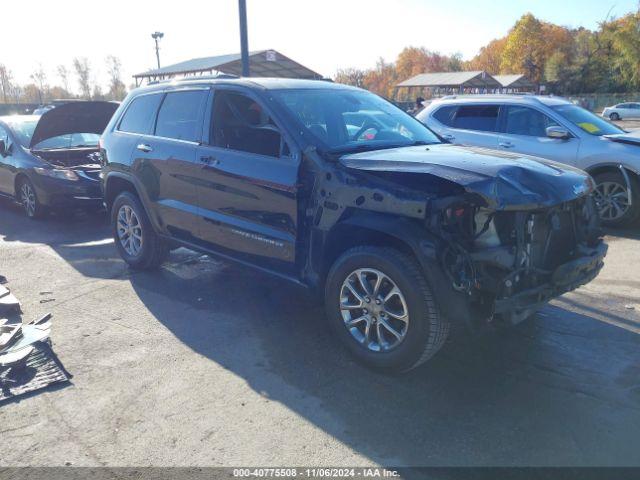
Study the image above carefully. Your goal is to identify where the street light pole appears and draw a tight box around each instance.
[151,31,164,69]
[238,0,250,76]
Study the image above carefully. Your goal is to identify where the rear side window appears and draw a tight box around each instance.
[504,106,559,137]
[155,90,208,142]
[453,105,499,132]
[432,106,457,126]
[119,94,163,134]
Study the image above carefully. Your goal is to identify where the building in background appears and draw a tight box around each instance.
[394,71,502,101]
[133,49,322,86]
[493,74,536,93]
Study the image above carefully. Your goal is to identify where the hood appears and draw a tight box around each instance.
[30,101,118,149]
[340,144,593,210]
[604,133,640,147]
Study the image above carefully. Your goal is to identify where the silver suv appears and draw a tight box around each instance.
[418,95,640,227]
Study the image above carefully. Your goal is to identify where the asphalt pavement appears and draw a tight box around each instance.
[0,199,639,467]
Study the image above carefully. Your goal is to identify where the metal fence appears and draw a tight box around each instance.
[566,93,640,112]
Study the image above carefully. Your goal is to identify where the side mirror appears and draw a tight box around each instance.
[0,140,6,157]
[546,126,570,140]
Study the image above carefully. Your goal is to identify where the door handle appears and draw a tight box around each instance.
[136,143,152,153]
[499,141,514,148]
[200,155,219,166]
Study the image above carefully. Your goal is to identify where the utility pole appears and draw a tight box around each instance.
[238,0,250,76]
[151,32,164,69]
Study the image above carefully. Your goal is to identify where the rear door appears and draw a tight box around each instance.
[131,88,209,240]
[194,87,300,272]
[447,104,500,149]
[629,103,640,119]
[497,105,579,164]
[0,125,13,195]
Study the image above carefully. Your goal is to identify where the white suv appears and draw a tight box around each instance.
[418,95,640,227]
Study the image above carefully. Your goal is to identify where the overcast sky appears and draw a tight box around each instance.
[1,0,637,92]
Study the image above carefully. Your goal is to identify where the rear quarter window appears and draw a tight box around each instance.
[118,93,163,134]
[432,106,457,126]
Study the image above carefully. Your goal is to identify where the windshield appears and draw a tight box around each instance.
[4,118,38,146]
[272,88,440,153]
[33,133,101,150]
[4,117,100,149]
[552,104,623,136]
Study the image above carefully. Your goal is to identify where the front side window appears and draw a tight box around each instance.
[273,88,439,154]
[155,90,208,142]
[118,93,163,134]
[504,106,559,137]
[552,104,623,136]
[211,91,285,157]
[453,105,499,132]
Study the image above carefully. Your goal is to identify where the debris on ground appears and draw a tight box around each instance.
[0,277,71,404]
[0,284,21,313]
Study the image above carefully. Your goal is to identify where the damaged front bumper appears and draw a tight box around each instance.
[494,242,607,322]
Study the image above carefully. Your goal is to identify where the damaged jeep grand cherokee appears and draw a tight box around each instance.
[101,78,607,372]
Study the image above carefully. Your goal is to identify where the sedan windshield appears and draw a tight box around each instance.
[552,104,623,136]
[273,88,440,153]
[4,118,38,147]
[4,117,100,149]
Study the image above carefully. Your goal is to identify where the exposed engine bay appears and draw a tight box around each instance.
[32,147,102,170]
[433,193,606,325]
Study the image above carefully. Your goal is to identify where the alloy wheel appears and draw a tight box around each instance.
[20,183,36,217]
[117,205,144,256]
[339,268,409,352]
[593,181,630,221]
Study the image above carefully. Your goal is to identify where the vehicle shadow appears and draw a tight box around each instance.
[127,258,640,466]
[0,198,122,280]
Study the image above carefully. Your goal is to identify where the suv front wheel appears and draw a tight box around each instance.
[593,171,640,228]
[325,246,449,373]
[111,191,169,270]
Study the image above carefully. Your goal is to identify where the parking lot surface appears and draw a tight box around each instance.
[0,199,639,467]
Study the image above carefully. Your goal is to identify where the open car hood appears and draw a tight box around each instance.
[340,144,594,210]
[30,101,118,149]
[604,133,640,147]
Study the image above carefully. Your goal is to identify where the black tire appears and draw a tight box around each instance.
[324,246,449,373]
[111,191,168,270]
[16,177,47,219]
[609,112,620,121]
[593,170,640,228]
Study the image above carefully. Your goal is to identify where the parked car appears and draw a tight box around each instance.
[418,95,640,227]
[101,79,606,372]
[0,101,118,218]
[602,102,640,121]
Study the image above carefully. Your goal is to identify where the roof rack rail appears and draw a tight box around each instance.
[146,73,240,85]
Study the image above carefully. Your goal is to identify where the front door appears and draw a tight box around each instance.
[498,105,579,165]
[194,88,300,272]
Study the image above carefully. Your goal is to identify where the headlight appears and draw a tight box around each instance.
[33,167,79,181]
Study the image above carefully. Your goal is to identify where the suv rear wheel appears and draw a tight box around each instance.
[592,171,640,227]
[111,191,168,269]
[325,246,449,373]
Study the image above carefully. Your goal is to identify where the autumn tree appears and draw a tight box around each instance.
[334,68,366,88]
[57,65,71,94]
[466,38,506,72]
[30,64,48,103]
[0,65,13,103]
[106,55,127,100]
[73,57,92,99]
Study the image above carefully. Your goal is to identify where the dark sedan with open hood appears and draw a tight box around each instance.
[0,101,118,218]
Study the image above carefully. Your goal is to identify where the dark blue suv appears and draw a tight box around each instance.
[101,77,606,372]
